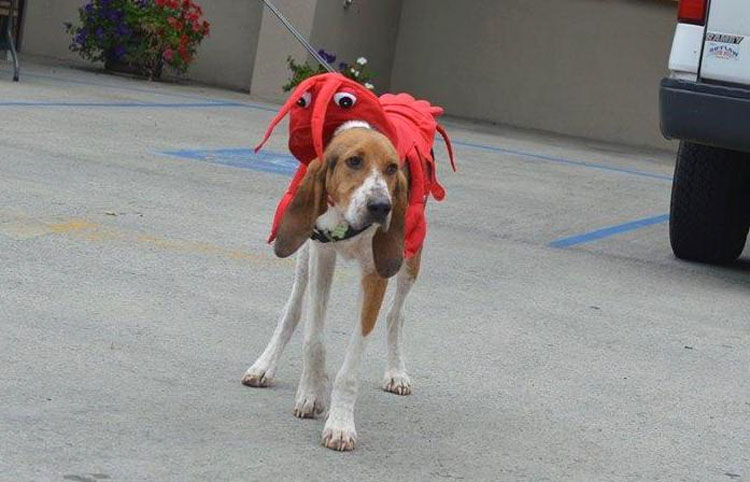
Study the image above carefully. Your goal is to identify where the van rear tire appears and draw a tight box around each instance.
[669,142,750,263]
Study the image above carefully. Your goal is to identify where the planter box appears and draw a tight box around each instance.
[105,57,163,80]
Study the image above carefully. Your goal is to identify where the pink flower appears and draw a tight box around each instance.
[163,48,174,62]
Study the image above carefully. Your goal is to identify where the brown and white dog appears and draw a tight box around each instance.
[241,123,421,451]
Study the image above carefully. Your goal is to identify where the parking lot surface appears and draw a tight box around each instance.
[1,59,749,481]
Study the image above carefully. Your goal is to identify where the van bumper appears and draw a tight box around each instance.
[660,77,750,153]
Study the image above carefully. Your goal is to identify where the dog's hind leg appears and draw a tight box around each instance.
[242,243,311,388]
[382,249,421,395]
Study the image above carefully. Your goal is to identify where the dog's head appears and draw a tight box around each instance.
[274,125,408,278]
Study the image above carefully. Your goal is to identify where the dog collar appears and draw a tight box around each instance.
[311,223,372,243]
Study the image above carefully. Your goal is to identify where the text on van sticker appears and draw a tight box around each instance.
[706,43,740,61]
[706,32,744,45]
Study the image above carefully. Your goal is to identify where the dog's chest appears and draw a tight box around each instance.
[331,229,376,265]
[315,209,376,268]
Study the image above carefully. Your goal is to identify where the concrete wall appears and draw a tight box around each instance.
[310,0,403,94]
[390,0,678,150]
[249,0,318,101]
[185,0,263,90]
[21,0,264,90]
[22,0,79,61]
[250,0,403,102]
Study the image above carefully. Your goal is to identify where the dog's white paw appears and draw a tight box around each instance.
[382,371,412,395]
[293,393,326,418]
[322,421,357,452]
[241,364,274,387]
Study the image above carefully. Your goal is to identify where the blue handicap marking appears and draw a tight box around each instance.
[548,214,670,248]
[162,148,298,176]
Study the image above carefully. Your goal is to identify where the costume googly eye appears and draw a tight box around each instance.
[296,92,311,108]
[333,92,357,109]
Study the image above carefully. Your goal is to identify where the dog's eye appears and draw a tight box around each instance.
[385,163,398,176]
[296,91,311,108]
[334,92,357,109]
[346,156,363,169]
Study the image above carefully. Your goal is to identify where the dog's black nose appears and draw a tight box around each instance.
[367,200,392,220]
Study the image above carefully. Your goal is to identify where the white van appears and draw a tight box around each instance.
[660,0,750,263]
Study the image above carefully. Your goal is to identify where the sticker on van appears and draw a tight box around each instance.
[706,43,740,61]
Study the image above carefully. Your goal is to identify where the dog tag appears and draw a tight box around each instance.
[331,224,348,240]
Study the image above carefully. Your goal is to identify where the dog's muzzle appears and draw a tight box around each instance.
[366,198,392,225]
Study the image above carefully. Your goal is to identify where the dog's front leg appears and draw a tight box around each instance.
[293,242,336,418]
[322,270,388,451]
[243,243,310,387]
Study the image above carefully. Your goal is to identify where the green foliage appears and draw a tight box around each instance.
[283,50,377,92]
[282,56,327,92]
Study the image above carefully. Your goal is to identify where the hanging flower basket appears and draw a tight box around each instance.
[65,0,210,80]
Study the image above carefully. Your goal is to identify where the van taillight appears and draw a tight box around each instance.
[678,0,708,25]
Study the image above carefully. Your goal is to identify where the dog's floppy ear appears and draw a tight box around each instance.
[274,158,328,258]
[372,170,408,278]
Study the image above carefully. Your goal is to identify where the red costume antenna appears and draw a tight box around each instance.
[436,123,457,172]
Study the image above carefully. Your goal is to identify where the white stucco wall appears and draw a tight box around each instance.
[390,0,678,151]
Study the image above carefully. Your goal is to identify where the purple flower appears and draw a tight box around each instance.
[338,62,348,71]
[136,0,150,7]
[113,45,127,59]
[317,49,336,64]
[83,3,94,14]
[106,9,123,22]
[95,27,105,40]
[75,30,88,46]
[115,23,131,37]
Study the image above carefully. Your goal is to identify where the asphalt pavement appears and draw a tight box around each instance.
[1,58,749,481]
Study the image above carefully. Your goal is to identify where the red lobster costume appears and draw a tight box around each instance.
[255,73,455,258]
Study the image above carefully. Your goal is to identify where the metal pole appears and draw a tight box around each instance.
[258,0,335,73]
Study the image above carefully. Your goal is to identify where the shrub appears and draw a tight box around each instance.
[65,0,210,79]
[283,49,376,92]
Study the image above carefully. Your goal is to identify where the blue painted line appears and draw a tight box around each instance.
[161,148,298,175]
[447,139,673,182]
[548,214,670,248]
[0,68,278,112]
[0,68,223,102]
[0,101,246,108]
